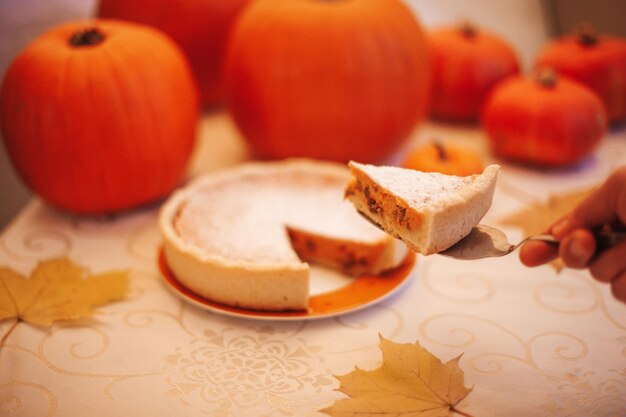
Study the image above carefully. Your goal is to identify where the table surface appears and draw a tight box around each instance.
[1,112,625,417]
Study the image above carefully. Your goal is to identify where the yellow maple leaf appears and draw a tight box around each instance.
[499,187,595,271]
[499,187,594,237]
[0,257,128,343]
[321,336,473,417]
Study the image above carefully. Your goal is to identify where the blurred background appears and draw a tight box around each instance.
[1,0,624,230]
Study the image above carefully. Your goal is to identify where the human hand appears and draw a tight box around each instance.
[519,166,626,303]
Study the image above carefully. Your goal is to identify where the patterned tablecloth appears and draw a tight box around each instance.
[1,112,625,417]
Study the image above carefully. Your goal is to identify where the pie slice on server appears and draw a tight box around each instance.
[345,162,500,255]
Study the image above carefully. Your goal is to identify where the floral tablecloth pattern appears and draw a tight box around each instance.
[1,113,625,417]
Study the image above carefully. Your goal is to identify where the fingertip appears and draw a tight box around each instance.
[550,215,574,239]
[611,271,626,304]
[559,229,596,269]
[551,213,588,240]
[519,241,558,267]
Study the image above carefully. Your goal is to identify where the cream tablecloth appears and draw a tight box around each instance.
[1,112,625,417]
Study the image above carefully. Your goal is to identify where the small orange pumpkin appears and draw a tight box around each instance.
[428,23,520,122]
[98,0,252,108]
[402,141,484,176]
[535,24,626,124]
[224,0,430,163]
[482,69,607,167]
[0,20,199,214]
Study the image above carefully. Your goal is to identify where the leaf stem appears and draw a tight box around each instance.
[452,407,476,417]
[0,318,20,348]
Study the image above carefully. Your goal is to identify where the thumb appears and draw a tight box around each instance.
[552,168,626,239]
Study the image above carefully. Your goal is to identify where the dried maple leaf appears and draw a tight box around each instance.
[321,336,473,417]
[499,187,595,271]
[0,257,128,344]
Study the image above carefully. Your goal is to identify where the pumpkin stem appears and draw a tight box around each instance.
[433,140,448,161]
[69,27,105,47]
[574,22,598,47]
[535,68,558,89]
[459,21,477,38]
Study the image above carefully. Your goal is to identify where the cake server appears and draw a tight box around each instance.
[439,224,625,260]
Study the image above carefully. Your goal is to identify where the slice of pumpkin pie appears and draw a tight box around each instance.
[159,159,400,311]
[345,162,500,255]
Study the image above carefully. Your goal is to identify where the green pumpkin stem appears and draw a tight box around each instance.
[69,28,105,47]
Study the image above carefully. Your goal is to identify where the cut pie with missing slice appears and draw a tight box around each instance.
[159,159,402,312]
[345,162,500,255]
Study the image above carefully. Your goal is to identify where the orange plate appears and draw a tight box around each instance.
[159,249,416,321]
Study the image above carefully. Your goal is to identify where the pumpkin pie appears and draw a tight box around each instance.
[159,159,400,311]
[344,162,500,255]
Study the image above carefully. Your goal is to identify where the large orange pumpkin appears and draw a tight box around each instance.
[535,25,626,124]
[428,23,520,122]
[98,0,252,108]
[0,20,199,214]
[224,0,430,163]
[482,70,607,167]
